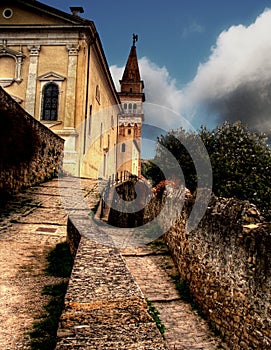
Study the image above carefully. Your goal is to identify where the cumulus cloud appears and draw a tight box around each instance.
[185,8,271,133]
[111,57,182,111]
[111,8,271,135]
[110,57,185,131]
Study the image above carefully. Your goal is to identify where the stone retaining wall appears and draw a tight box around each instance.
[56,214,167,349]
[0,87,64,195]
[157,188,271,349]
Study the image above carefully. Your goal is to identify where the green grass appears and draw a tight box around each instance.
[173,276,194,304]
[29,242,73,350]
[146,299,166,337]
[171,275,203,315]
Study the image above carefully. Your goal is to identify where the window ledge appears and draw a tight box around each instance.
[41,120,62,128]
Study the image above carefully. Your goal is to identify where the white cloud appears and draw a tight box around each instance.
[184,8,271,132]
[109,65,122,92]
[182,21,205,38]
[139,57,183,113]
[111,8,271,134]
[110,57,185,130]
[111,57,182,111]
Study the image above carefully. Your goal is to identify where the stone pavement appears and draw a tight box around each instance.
[0,177,99,349]
[1,177,225,349]
[121,243,225,350]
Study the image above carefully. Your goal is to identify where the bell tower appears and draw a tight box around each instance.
[117,34,145,179]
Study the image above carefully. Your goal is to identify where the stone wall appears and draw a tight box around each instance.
[56,214,167,349]
[0,87,64,195]
[107,179,150,227]
[156,187,271,349]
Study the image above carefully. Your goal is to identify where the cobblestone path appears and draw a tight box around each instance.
[1,177,225,350]
[121,242,225,350]
[0,177,99,349]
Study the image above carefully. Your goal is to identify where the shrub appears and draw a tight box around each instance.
[143,121,271,219]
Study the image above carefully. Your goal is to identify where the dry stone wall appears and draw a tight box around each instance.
[57,215,167,349]
[156,187,271,349]
[82,180,271,349]
[0,87,64,196]
[107,180,147,227]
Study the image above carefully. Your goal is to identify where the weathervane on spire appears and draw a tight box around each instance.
[132,33,138,47]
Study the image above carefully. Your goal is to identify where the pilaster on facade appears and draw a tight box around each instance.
[25,45,40,116]
[57,127,79,176]
[64,44,80,128]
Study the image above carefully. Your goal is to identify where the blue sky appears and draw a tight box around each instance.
[42,0,271,141]
[43,1,271,86]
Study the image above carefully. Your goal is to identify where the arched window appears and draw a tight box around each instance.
[41,82,59,121]
[133,103,137,112]
[121,143,126,152]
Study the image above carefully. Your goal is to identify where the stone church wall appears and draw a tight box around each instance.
[156,188,271,349]
[0,87,64,196]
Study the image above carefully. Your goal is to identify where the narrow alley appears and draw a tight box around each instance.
[121,244,225,350]
[0,177,224,349]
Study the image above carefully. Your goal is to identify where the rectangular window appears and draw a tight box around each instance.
[88,105,92,136]
[100,123,103,149]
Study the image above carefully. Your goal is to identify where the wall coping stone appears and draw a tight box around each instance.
[56,214,167,349]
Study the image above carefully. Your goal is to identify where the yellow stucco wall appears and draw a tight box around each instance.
[0,2,122,179]
[0,5,68,25]
[80,45,120,179]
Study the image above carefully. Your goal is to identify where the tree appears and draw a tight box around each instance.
[200,121,271,218]
[143,121,271,219]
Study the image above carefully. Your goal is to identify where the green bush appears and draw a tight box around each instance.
[200,121,271,219]
[143,121,271,219]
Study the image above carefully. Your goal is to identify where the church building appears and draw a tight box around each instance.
[0,0,144,180]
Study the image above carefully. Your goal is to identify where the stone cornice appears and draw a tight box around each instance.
[118,116,142,125]
[0,29,83,45]
[14,0,92,26]
[38,71,66,81]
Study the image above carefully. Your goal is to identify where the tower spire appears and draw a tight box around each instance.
[119,34,145,97]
